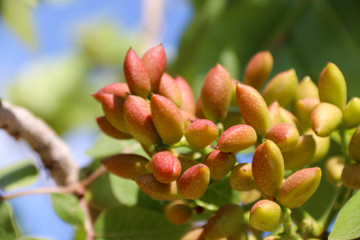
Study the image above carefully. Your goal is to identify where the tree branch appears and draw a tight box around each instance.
[0,99,78,185]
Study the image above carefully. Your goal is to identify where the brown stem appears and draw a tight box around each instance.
[0,100,78,185]
[80,197,95,240]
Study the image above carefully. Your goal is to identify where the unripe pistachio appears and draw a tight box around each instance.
[217,124,257,153]
[195,98,206,119]
[222,110,244,131]
[184,119,219,149]
[181,110,196,129]
[96,116,132,139]
[92,82,130,102]
[306,129,330,163]
[282,135,316,170]
[175,76,196,114]
[342,97,360,129]
[152,151,181,183]
[230,163,256,191]
[268,101,282,126]
[157,73,182,107]
[342,163,360,189]
[178,154,197,174]
[123,47,151,98]
[202,204,244,239]
[102,154,149,179]
[164,200,194,225]
[123,95,161,147]
[230,79,241,107]
[349,126,360,162]
[277,167,322,209]
[236,83,271,136]
[203,150,236,180]
[135,173,181,201]
[150,94,184,144]
[239,189,262,205]
[262,68,298,107]
[200,64,233,122]
[297,76,319,100]
[179,164,210,200]
[310,102,342,137]
[326,156,345,186]
[244,51,273,90]
[97,93,129,133]
[293,98,320,131]
[141,44,166,91]
[252,140,284,197]
[265,123,299,152]
[318,62,347,109]
[249,200,283,232]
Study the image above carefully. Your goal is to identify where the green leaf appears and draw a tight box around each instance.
[0,201,20,239]
[18,237,52,240]
[109,175,139,206]
[94,205,190,240]
[1,0,37,47]
[86,135,147,160]
[50,193,85,230]
[0,159,38,191]
[329,191,360,240]
[73,229,86,240]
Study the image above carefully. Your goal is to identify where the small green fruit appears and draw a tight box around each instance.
[310,102,342,137]
[342,163,360,189]
[184,119,219,149]
[249,200,283,232]
[244,51,273,90]
[326,156,345,186]
[217,124,257,153]
[349,127,360,162]
[96,116,132,140]
[342,97,360,129]
[265,123,299,153]
[203,150,236,180]
[230,163,256,191]
[283,135,316,170]
[102,154,149,179]
[157,73,182,107]
[164,200,194,225]
[252,140,284,197]
[297,76,319,100]
[277,167,321,209]
[292,98,320,131]
[179,164,210,200]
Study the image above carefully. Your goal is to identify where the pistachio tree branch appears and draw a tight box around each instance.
[0,99,78,185]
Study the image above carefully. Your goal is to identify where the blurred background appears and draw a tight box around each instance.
[0,0,360,239]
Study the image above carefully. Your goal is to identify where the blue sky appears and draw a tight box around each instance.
[0,1,193,239]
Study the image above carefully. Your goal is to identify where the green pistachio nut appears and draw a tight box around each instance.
[201,204,244,239]
[342,163,360,189]
[230,78,241,107]
[184,119,219,149]
[310,102,342,137]
[305,129,330,163]
[318,62,347,109]
[293,98,320,132]
[325,156,345,186]
[203,150,236,180]
[282,135,316,170]
[164,200,194,225]
[217,124,257,153]
[297,76,319,100]
[141,44,167,91]
[252,140,284,197]
[97,93,129,134]
[135,173,181,201]
[123,95,161,147]
[279,106,300,128]
[349,126,360,162]
[249,200,283,232]
[96,116,132,140]
[262,68,298,107]
[179,164,210,200]
[152,151,181,183]
[236,83,271,136]
[157,73,182,107]
[265,123,299,153]
[277,167,321,209]
[181,110,196,129]
[230,163,256,191]
[150,94,184,144]
[195,98,206,119]
[175,76,196,114]
[181,228,204,240]
[200,64,233,122]
[178,154,197,174]
[222,109,244,131]
[102,153,149,179]
[244,51,273,91]
[342,97,360,129]
[123,47,151,98]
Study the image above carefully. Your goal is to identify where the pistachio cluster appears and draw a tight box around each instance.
[93,45,360,239]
